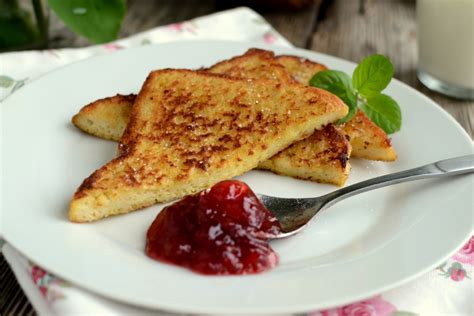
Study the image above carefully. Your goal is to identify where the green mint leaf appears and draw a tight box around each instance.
[309,70,353,101]
[48,0,126,44]
[309,70,358,122]
[352,54,394,97]
[361,93,401,134]
[0,75,15,88]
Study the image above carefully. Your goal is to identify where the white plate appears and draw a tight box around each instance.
[2,41,472,314]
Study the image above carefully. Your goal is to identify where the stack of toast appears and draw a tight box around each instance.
[70,49,396,222]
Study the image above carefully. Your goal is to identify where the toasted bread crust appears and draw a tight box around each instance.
[72,94,135,141]
[259,124,351,186]
[276,55,328,83]
[341,110,397,161]
[206,48,294,83]
[70,69,347,222]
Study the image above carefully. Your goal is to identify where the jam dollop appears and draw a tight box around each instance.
[145,180,281,275]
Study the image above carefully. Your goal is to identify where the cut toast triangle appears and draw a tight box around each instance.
[70,69,347,222]
[73,49,352,186]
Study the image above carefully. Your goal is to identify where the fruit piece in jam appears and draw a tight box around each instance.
[145,180,281,275]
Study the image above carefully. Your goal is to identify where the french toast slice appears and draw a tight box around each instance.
[258,124,351,186]
[277,55,397,161]
[340,110,397,161]
[70,69,348,222]
[72,94,134,141]
[73,49,352,186]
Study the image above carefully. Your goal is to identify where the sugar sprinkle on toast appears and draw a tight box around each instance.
[70,69,347,222]
[259,124,351,186]
[73,49,353,186]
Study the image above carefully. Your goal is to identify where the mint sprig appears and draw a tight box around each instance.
[361,94,401,134]
[309,54,401,134]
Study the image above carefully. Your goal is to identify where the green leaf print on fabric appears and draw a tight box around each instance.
[0,75,28,100]
[438,261,471,282]
[0,75,15,88]
[11,78,27,93]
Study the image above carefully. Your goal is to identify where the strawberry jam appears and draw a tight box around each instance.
[145,180,281,275]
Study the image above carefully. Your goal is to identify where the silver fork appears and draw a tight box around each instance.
[259,155,474,238]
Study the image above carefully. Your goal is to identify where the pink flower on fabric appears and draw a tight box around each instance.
[450,267,466,281]
[103,43,124,52]
[30,263,65,301]
[452,236,474,265]
[263,32,277,44]
[39,286,48,296]
[438,261,470,282]
[31,265,46,283]
[167,22,197,34]
[168,22,185,32]
[311,296,396,316]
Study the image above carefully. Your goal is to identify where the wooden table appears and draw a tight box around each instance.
[1,0,472,314]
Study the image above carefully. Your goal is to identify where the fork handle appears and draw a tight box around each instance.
[323,154,474,209]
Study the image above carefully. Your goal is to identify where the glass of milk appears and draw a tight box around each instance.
[417,0,474,100]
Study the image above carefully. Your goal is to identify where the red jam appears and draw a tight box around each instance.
[145,180,281,275]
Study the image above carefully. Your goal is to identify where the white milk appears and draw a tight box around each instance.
[417,0,474,98]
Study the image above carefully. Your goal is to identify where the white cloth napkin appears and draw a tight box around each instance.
[1,7,473,316]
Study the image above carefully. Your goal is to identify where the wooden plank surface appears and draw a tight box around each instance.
[0,255,35,315]
[1,0,472,315]
[47,0,320,49]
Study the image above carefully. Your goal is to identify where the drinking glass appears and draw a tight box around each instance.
[417,0,474,100]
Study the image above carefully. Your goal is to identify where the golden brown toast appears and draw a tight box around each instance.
[276,55,328,83]
[70,69,348,222]
[72,94,134,141]
[258,124,351,186]
[340,110,397,161]
[72,95,351,186]
[73,49,352,186]
[203,49,352,185]
[276,54,397,161]
[205,48,293,83]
